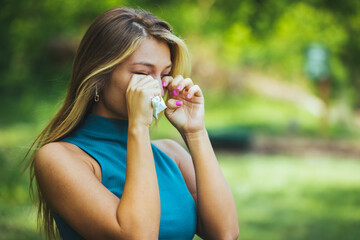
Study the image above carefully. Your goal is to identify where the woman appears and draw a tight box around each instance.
[26,7,239,240]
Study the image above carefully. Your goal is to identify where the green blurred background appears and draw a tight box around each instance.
[1,0,360,239]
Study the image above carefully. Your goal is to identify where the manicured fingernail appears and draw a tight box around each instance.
[162,81,166,87]
[173,90,178,96]
[176,85,181,90]
[186,93,191,99]
[176,100,183,106]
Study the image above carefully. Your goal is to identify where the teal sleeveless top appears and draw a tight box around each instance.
[52,114,197,239]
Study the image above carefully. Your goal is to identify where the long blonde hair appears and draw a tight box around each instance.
[24,7,190,239]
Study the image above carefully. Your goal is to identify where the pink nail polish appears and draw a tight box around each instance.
[162,81,166,87]
[176,100,183,106]
[173,90,178,96]
[176,85,181,90]
[186,93,190,99]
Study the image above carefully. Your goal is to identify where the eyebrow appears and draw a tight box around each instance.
[131,62,172,69]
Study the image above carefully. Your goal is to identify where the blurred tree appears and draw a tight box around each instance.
[1,0,360,124]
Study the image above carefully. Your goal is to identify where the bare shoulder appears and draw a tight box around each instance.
[35,141,102,195]
[36,142,73,170]
[37,141,72,157]
[34,143,123,239]
[152,139,191,167]
[35,142,93,173]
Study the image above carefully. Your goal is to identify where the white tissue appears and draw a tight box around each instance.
[151,96,167,119]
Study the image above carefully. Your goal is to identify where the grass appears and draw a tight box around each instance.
[220,153,360,240]
[1,151,360,240]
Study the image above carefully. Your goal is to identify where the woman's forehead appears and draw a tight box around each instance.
[126,38,172,67]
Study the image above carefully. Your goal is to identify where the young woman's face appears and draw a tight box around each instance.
[92,37,172,119]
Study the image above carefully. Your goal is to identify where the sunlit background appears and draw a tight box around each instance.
[1,0,360,239]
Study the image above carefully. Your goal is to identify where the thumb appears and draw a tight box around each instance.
[165,99,182,115]
[166,98,183,110]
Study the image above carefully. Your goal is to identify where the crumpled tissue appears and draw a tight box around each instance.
[151,96,167,119]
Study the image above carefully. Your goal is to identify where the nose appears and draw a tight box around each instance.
[152,74,165,97]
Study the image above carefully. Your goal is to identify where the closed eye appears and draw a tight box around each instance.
[134,72,148,75]
[161,73,171,78]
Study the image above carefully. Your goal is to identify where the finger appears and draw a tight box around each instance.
[136,75,156,87]
[187,85,203,99]
[133,76,160,94]
[129,74,147,85]
[176,78,194,92]
[166,98,183,110]
[127,75,158,100]
[141,77,160,89]
[170,75,184,90]
[139,81,161,100]
[162,76,173,88]
[128,74,152,89]
[168,75,185,98]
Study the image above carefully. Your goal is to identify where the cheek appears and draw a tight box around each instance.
[101,73,131,112]
[107,71,132,96]
[106,82,126,100]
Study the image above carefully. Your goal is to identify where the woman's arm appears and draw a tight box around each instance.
[182,130,239,239]
[118,74,162,237]
[154,136,239,240]
[35,138,159,240]
[163,75,239,239]
[35,75,162,239]
[118,123,160,237]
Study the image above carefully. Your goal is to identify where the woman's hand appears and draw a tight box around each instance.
[126,74,161,127]
[162,75,205,134]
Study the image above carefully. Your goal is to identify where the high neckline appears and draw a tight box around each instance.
[80,114,128,139]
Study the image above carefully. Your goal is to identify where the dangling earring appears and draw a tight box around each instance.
[94,85,100,102]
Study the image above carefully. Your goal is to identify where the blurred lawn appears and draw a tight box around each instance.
[221,153,360,240]
[1,151,360,239]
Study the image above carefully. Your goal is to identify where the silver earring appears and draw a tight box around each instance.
[94,85,99,102]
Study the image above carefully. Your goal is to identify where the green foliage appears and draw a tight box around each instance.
[1,0,360,123]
